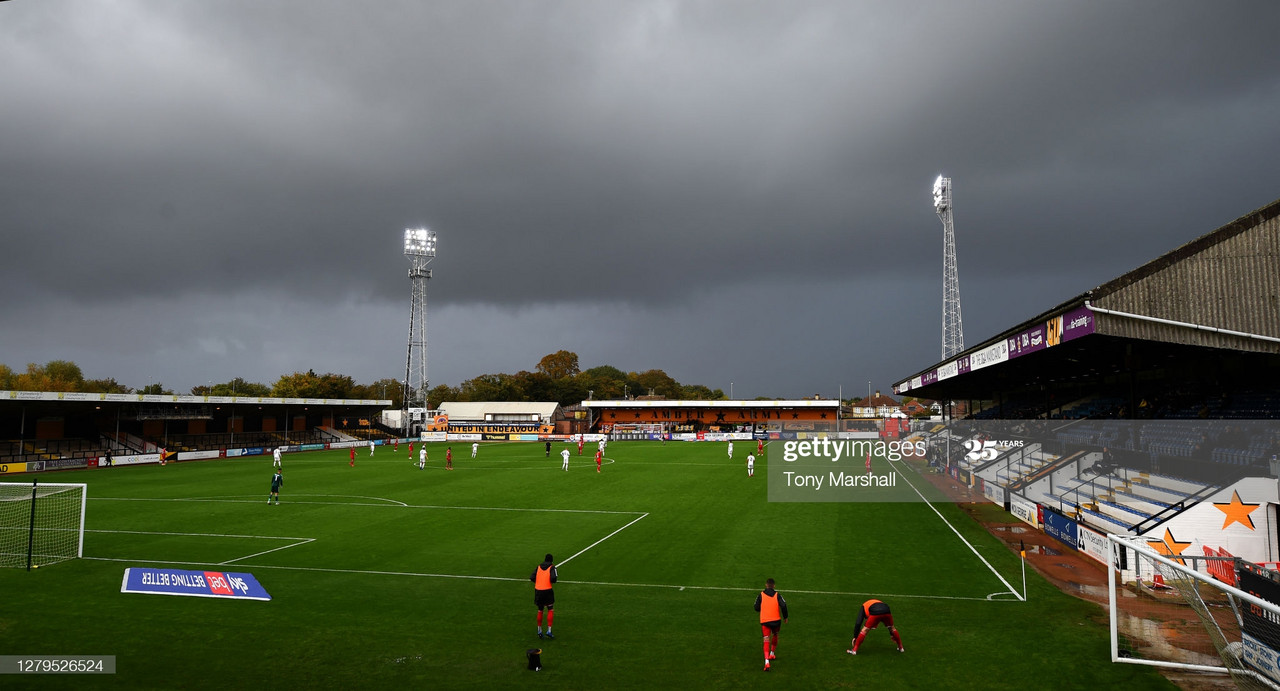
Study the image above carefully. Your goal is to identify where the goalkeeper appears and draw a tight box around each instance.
[268,470,283,505]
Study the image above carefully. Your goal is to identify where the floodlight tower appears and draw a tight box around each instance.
[403,228,436,435]
[934,175,965,360]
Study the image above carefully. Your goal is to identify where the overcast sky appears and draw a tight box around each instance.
[2,1,1278,399]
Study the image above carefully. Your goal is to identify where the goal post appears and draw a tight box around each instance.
[1107,533,1280,689]
[0,481,87,570]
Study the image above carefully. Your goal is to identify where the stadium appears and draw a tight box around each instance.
[1,196,1276,689]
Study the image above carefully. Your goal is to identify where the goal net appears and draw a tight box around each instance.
[0,481,87,569]
[1108,533,1280,690]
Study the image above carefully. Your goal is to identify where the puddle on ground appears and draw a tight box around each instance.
[1022,544,1061,556]
[990,525,1031,534]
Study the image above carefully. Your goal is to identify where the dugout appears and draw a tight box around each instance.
[893,196,1280,419]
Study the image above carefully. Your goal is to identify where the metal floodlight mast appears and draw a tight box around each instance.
[403,228,436,435]
[934,176,965,361]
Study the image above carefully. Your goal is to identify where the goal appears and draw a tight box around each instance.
[0,481,87,569]
[1107,533,1280,689]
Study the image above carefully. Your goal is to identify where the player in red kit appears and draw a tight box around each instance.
[446,446,453,470]
[847,598,903,654]
[754,578,788,671]
[577,437,584,456]
[349,446,355,467]
[595,448,603,473]
[531,553,558,639]
[757,439,764,456]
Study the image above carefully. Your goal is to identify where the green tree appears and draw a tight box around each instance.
[140,383,173,395]
[632,369,680,398]
[0,363,13,390]
[272,370,356,399]
[536,350,581,380]
[577,365,626,399]
[13,361,84,392]
[427,383,459,409]
[82,378,131,394]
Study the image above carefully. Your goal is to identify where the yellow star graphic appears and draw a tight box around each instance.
[1214,490,1259,531]
[1147,528,1192,565]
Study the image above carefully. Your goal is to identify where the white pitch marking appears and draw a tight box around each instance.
[93,496,643,516]
[85,528,311,540]
[79,556,1009,602]
[887,457,1023,601]
[557,512,649,567]
[219,538,315,565]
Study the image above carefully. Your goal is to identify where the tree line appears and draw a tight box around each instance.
[0,351,724,409]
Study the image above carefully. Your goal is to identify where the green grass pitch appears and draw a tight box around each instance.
[0,441,1173,689]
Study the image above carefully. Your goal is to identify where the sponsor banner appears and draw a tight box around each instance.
[42,458,89,470]
[1042,509,1079,550]
[112,454,161,466]
[449,424,553,434]
[420,432,447,442]
[226,449,245,458]
[121,568,271,601]
[244,447,264,457]
[300,444,325,452]
[1077,524,1110,565]
[482,433,510,441]
[515,434,541,442]
[1010,494,1038,528]
[1,462,28,474]
[937,360,959,382]
[1060,304,1096,342]
[58,392,101,401]
[1007,322,1048,359]
[447,433,482,442]
[177,450,221,462]
[1244,635,1280,684]
[982,480,1005,505]
[970,339,1010,371]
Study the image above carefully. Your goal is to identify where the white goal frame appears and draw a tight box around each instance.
[1108,533,1280,688]
[0,481,87,569]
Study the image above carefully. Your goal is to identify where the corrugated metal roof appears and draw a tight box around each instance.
[894,195,1280,390]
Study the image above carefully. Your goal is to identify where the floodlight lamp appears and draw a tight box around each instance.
[404,228,437,257]
[933,176,948,211]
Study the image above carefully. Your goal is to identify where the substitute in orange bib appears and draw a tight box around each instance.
[531,553,558,639]
[847,598,903,654]
[754,578,789,671]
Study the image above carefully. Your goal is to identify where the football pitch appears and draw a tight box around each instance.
[0,441,1173,689]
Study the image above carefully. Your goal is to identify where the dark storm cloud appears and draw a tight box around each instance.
[2,1,1278,394]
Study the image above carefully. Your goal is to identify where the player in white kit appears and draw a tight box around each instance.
[472,442,479,458]
[273,447,283,468]
[561,448,571,471]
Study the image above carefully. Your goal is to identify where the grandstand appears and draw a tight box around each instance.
[893,195,1279,589]
[0,392,391,473]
